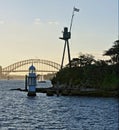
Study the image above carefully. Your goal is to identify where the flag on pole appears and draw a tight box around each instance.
[74,7,80,12]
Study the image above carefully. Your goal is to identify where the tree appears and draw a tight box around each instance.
[78,53,95,67]
[70,58,80,67]
[67,54,95,68]
[104,40,119,64]
[94,60,108,66]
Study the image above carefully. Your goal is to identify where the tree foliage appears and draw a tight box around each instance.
[104,40,119,64]
[70,53,95,67]
[52,40,119,91]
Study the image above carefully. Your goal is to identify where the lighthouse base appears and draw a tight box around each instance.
[27,92,36,96]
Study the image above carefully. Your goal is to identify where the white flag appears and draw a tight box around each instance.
[74,7,79,12]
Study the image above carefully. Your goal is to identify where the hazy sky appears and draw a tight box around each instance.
[0,0,118,67]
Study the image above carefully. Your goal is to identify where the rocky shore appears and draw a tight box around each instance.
[10,87,118,97]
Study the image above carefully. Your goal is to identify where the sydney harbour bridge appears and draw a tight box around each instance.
[0,59,61,77]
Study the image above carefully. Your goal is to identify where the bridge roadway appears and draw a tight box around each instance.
[2,70,57,73]
[2,59,61,75]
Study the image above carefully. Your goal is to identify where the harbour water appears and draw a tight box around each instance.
[0,80,118,130]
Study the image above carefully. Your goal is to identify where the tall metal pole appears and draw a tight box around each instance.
[61,41,67,69]
[67,40,71,68]
[25,75,28,91]
[69,7,79,33]
[69,8,75,33]
[60,7,79,69]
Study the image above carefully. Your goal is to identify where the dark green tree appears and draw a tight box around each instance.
[104,40,119,64]
[78,53,95,67]
[70,58,80,67]
[94,60,108,66]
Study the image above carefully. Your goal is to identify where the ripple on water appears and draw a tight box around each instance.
[0,80,118,130]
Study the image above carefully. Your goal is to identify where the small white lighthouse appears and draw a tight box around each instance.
[27,64,37,96]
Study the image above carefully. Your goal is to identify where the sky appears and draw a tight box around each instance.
[0,0,118,67]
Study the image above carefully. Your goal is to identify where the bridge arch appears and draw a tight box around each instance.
[2,59,61,75]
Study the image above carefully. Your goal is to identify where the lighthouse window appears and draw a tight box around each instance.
[29,69,36,73]
[28,77,36,86]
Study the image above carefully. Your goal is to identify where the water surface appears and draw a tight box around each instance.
[0,80,118,130]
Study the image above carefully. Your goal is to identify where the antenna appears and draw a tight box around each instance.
[59,7,79,69]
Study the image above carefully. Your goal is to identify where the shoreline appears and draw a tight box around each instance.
[10,87,118,97]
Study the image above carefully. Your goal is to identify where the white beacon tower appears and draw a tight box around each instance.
[27,64,37,96]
